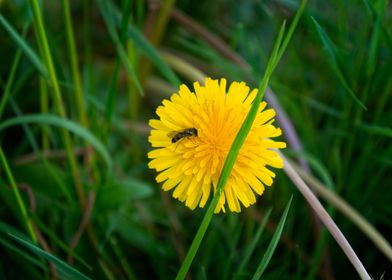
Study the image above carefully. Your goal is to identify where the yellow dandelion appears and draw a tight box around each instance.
[148,78,286,213]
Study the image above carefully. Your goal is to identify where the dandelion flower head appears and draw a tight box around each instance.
[148,78,286,213]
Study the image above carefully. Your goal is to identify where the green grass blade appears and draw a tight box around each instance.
[0,147,37,243]
[0,114,112,170]
[0,236,47,272]
[176,21,288,280]
[8,233,91,280]
[0,44,23,120]
[274,0,308,67]
[32,216,92,270]
[366,0,387,76]
[8,98,74,206]
[215,21,286,203]
[97,0,143,95]
[62,0,88,128]
[236,208,272,276]
[251,196,293,280]
[175,2,307,277]
[311,16,366,110]
[362,0,392,50]
[0,221,44,271]
[127,25,181,87]
[102,0,133,141]
[106,1,180,87]
[357,122,392,138]
[0,14,47,77]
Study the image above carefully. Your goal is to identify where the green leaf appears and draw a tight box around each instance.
[311,16,367,110]
[0,114,112,170]
[251,196,293,280]
[96,178,154,209]
[0,14,47,77]
[8,234,91,280]
[12,162,68,199]
[110,211,166,255]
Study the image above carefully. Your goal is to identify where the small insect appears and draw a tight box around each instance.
[169,128,198,143]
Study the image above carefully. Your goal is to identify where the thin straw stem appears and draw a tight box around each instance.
[291,159,392,263]
[280,151,371,280]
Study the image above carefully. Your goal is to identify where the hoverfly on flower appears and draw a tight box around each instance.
[168,128,198,144]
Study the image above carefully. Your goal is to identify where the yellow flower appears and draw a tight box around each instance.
[148,78,286,213]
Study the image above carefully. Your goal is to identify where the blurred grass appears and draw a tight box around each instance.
[0,0,391,279]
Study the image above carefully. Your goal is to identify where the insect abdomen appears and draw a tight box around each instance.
[171,128,197,143]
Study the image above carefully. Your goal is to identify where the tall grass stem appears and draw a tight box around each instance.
[0,147,37,243]
[28,0,86,206]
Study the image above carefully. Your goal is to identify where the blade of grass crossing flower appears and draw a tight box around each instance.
[0,114,112,170]
[97,0,143,95]
[311,17,366,110]
[175,21,287,280]
[176,2,309,275]
[9,234,91,280]
[251,196,293,280]
[220,22,286,170]
[236,208,272,276]
[274,0,308,69]
[0,15,47,77]
[0,147,37,243]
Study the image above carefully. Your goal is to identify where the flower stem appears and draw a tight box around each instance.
[280,151,371,280]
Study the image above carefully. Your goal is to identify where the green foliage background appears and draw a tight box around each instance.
[0,0,391,279]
